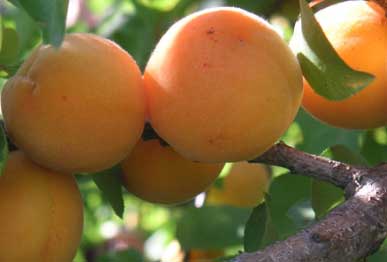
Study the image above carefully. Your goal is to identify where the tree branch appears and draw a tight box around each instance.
[249,142,365,189]
[235,143,387,262]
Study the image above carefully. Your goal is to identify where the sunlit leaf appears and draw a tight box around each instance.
[0,27,19,65]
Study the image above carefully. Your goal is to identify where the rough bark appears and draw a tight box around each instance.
[234,143,387,262]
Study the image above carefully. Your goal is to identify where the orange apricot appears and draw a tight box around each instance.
[206,162,270,208]
[144,7,303,163]
[187,249,225,261]
[121,139,224,204]
[290,1,387,129]
[1,33,145,173]
[0,151,83,261]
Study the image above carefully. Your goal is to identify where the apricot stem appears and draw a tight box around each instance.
[372,0,387,16]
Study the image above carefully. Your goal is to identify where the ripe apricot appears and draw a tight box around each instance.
[290,1,387,129]
[121,139,224,204]
[0,151,83,261]
[206,162,270,208]
[1,33,145,173]
[187,249,224,261]
[144,7,303,163]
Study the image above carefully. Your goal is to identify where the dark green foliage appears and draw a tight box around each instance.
[9,0,68,46]
[92,165,125,218]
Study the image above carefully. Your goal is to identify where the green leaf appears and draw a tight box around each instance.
[224,0,277,16]
[176,206,251,250]
[8,0,68,47]
[291,0,374,101]
[361,129,387,166]
[312,145,366,219]
[0,17,2,51]
[105,0,169,71]
[0,27,20,65]
[244,204,267,252]
[311,179,343,219]
[243,201,278,252]
[92,165,125,218]
[287,199,315,229]
[323,144,368,166]
[267,173,314,238]
[296,109,361,155]
[0,125,8,177]
[368,238,387,262]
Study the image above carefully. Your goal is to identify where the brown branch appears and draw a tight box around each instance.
[234,143,387,262]
[249,142,365,189]
[371,0,387,16]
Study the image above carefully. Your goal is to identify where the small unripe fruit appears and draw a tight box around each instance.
[187,249,225,261]
[121,139,224,204]
[290,1,387,129]
[144,7,303,163]
[0,151,83,261]
[2,33,145,173]
[206,162,270,208]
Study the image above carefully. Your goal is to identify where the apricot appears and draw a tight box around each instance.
[0,151,83,261]
[206,162,270,208]
[144,7,303,163]
[290,1,387,129]
[187,249,224,261]
[121,139,224,204]
[1,33,145,173]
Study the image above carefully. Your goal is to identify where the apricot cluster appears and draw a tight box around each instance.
[0,6,303,259]
[0,33,146,261]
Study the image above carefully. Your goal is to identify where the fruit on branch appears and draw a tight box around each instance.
[0,151,83,261]
[1,33,145,173]
[206,162,270,208]
[144,7,303,163]
[290,1,387,129]
[121,138,224,204]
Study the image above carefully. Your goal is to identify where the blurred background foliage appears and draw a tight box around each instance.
[0,0,387,261]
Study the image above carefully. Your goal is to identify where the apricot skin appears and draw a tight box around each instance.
[290,1,387,129]
[206,162,270,208]
[1,33,145,173]
[0,151,83,262]
[121,139,224,204]
[144,7,303,163]
[187,249,224,261]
